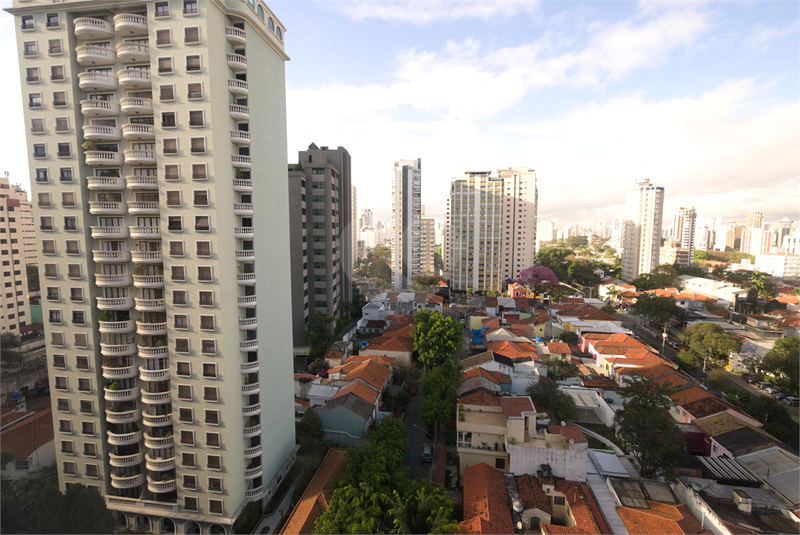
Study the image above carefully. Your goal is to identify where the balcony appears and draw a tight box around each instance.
[244,444,262,458]
[234,203,254,216]
[232,155,252,169]
[133,274,164,288]
[136,321,167,336]
[130,226,161,240]
[226,53,247,71]
[83,125,121,141]
[237,273,256,285]
[117,41,150,63]
[243,423,261,438]
[126,176,158,190]
[111,473,145,489]
[120,97,153,115]
[238,295,257,307]
[95,273,133,287]
[137,345,168,358]
[121,123,154,140]
[145,454,175,471]
[131,250,162,264]
[106,408,141,425]
[87,176,125,190]
[234,226,254,239]
[114,13,148,37]
[229,104,250,120]
[147,476,176,494]
[80,99,119,117]
[140,391,170,405]
[97,297,134,310]
[86,151,123,166]
[74,17,114,40]
[242,403,261,416]
[228,79,248,96]
[144,433,173,450]
[225,26,247,45]
[118,69,151,90]
[246,486,265,499]
[139,366,169,381]
[93,250,131,264]
[244,465,263,479]
[89,201,125,216]
[99,319,134,334]
[102,364,137,380]
[134,298,166,312]
[142,412,172,428]
[231,130,251,145]
[127,201,159,214]
[109,451,144,468]
[242,382,260,395]
[91,225,128,239]
[236,250,255,262]
[100,342,137,357]
[108,429,143,446]
[104,387,139,403]
[240,339,259,352]
[241,360,259,373]
[78,73,118,94]
[76,45,115,66]
[233,179,253,193]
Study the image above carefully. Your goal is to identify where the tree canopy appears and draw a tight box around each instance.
[741,395,798,449]
[633,293,686,325]
[535,247,573,282]
[683,323,742,367]
[305,313,334,360]
[518,265,560,297]
[412,311,462,367]
[1,332,22,367]
[748,337,799,396]
[542,356,580,381]
[614,376,687,481]
[419,357,463,437]
[567,260,601,286]
[630,272,676,291]
[526,377,577,423]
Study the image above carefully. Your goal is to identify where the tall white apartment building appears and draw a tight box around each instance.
[745,210,764,229]
[669,206,696,266]
[359,208,373,230]
[419,205,436,276]
[1,173,38,266]
[1,174,33,335]
[621,179,664,281]
[536,220,555,250]
[447,171,504,292]
[498,167,537,283]
[391,158,421,289]
[7,1,297,532]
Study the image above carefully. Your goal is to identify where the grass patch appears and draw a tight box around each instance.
[579,423,625,449]
[587,436,611,450]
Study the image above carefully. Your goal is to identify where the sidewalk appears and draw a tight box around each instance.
[253,479,300,534]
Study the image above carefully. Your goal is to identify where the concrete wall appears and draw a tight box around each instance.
[507,441,588,482]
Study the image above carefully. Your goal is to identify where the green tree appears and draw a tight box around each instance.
[741,396,799,449]
[684,323,742,368]
[567,260,601,286]
[433,247,443,276]
[536,247,574,282]
[750,271,775,297]
[1,332,22,367]
[614,376,687,480]
[756,337,799,396]
[370,245,391,262]
[631,272,675,290]
[526,378,577,423]
[368,261,392,284]
[412,311,462,368]
[305,313,334,360]
[297,408,325,454]
[694,250,709,262]
[419,358,462,440]
[633,293,686,325]
[388,480,459,534]
[542,356,580,381]
[409,273,440,294]
[26,264,39,292]
[559,331,579,344]
[676,349,699,369]
[601,304,617,315]
[1,450,14,468]
[564,236,588,249]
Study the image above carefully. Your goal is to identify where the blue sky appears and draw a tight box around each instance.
[1,1,797,231]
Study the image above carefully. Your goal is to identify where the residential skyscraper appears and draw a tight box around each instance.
[420,215,436,276]
[1,173,38,266]
[8,1,297,531]
[621,179,664,281]
[391,158,421,289]
[726,221,745,250]
[669,206,696,266]
[745,211,764,229]
[498,167,537,283]
[1,173,33,335]
[288,144,352,345]
[359,208,373,230]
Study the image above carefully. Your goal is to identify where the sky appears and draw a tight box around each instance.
[0,0,797,231]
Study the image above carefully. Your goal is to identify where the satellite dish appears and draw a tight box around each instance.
[560,421,566,427]
[569,438,574,445]
[512,499,523,513]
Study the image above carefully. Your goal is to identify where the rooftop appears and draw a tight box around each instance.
[460,463,514,535]
[280,449,349,534]
[0,407,53,460]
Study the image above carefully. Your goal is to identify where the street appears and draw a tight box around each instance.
[402,382,435,483]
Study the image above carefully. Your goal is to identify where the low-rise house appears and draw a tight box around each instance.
[359,323,414,365]
[459,462,515,534]
[736,446,800,512]
[507,424,589,482]
[458,367,512,396]
[0,407,55,479]
[612,478,710,535]
[316,381,379,445]
[461,349,543,395]
[692,413,783,459]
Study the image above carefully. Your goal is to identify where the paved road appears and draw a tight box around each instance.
[402,383,435,483]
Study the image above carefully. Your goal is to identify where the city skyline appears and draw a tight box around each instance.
[1,1,798,229]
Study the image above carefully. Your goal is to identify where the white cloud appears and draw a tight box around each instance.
[744,21,799,51]
[333,1,539,24]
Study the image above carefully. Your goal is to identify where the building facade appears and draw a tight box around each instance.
[1,174,33,335]
[288,144,353,346]
[499,167,537,283]
[745,210,763,229]
[8,1,297,532]
[390,158,421,290]
[420,212,436,276]
[621,179,664,281]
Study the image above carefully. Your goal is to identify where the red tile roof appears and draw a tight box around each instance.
[294,373,317,381]
[363,324,414,353]
[332,381,378,406]
[548,425,588,443]
[280,449,349,534]
[458,390,502,408]
[546,341,571,354]
[459,463,514,535]
[670,386,715,407]
[345,359,390,391]
[487,340,539,362]
[500,396,535,418]
[553,480,612,534]
[515,474,552,515]
[681,397,734,419]
[461,367,511,387]
[346,354,396,367]
[0,407,53,460]
[617,501,710,534]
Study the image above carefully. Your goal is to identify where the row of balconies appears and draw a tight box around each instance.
[83,149,253,169]
[74,14,148,41]
[95,272,162,288]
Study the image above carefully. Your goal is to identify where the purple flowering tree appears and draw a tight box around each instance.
[518,265,560,298]
[308,358,330,378]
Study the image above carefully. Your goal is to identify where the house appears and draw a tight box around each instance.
[458,367,512,396]
[461,349,543,395]
[582,333,673,377]
[692,413,782,459]
[359,323,414,365]
[486,340,540,363]
[520,312,553,339]
[613,479,710,535]
[506,424,589,482]
[0,407,55,479]
[541,479,613,534]
[546,341,571,359]
[459,462,515,534]
[515,473,553,528]
[736,446,800,511]
[279,449,349,534]
[315,381,379,445]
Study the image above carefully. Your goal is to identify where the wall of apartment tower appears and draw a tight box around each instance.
[391,159,421,290]
[621,180,664,281]
[10,0,296,531]
[0,176,34,335]
[499,168,537,283]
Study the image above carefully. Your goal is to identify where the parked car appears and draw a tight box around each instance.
[758,381,772,390]
[773,392,786,401]
[784,396,799,406]
[764,386,778,394]
[421,443,433,463]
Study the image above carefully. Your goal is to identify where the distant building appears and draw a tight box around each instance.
[420,206,436,276]
[745,210,764,229]
[621,179,664,281]
[754,252,800,279]
[499,167,538,283]
[671,207,697,265]
[391,159,422,289]
[0,174,33,335]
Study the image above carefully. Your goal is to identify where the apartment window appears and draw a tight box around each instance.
[553,496,566,505]
[74,333,89,348]
[189,137,205,154]
[209,499,224,515]
[40,216,54,231]
[72,310,86,325]
[56,142,71,158]
[184,0,199,14]
[206,432,220,448]
[65,240,80,255]
[187,82,203,99]
[49,309,62,324]
[207,455,221,471]
[83,442,97,457]
[21,15,35,30]
[168,219,183,234]
[53,354,66,369]
[195,215,210,232]
[23,41,37,57]
[181,452,196,468]
[76,355,89,371]
[53,91,67,107]
[185,55,201,72]
[177,384,192,400]
[208,476,222,492]
[54,376,68,391]
[188,110,204,127]
[44,264,58,278]
[77,379,91,394]
[61,191,76,207]
[59,168,73,182]
[42,240,56,255]
[171,265,186,282]
[163,138,178,154]
[84,464,99,479]
[77,400,92,417]
[178,408,193,423]
[58,419,72,433]
[55,117,69,133]
[57,398,70,412]
[180,430,194,445]
[175,338,190,353]
[184,27,200,44]
[63,461,77,476]
[201,339,216,355]
[61,440,74,454]
[50,65,65,81]
[45,12,60,28]
[197,266,212,282]
[48,39,62,55]
[35,168,49,183]
[161,111,177,128]
[155,1,170,17]
[159,84,175,102]
[28,93,43,109]
[158,57,173,74]
[173,289,187,306]
[32,143,46,158]
[199,364,216,381]
[46,287,60,301]
[63,216,78,231]
[198,291,213,307]
[26,67,40,83]
[203,386,218,402]
[67,264,81,279]
[164,164,179,181]
[176,361,191,377]
[51,332,65,347]
[184,497,198,512]
[31,118,45,134]
[182,474,197,490]
[155,29,171,46]
[192,190,209,206]
[165,190,181,207]
[191,163,207,180]
[196,241,211,257]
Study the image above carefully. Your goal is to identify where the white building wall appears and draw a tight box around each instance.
[507,441,588,481]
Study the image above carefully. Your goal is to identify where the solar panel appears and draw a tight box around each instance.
[642,481,677,503]
[612,479,650,509]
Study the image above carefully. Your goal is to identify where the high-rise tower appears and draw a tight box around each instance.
[621,179,664,281]
[7,1,297,531]
[498,167,537,283]
[391,158,421,290]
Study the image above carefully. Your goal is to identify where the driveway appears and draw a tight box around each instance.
[402,383,435,483]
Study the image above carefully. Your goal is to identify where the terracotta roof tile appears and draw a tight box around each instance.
[681,397,734,420]
[617,501,709,535]
[280,449,349,534]
[692,412,747,437]
[516,474,552,514]
[294,373,317,381]
[461,463,514,535]
[345,359,390,391]
[0,407,53,460]
[487,340,538,362]
[541,526,592,534]
[553,481,612,534]
[670,386,715,407]
[500,396,535,417]
[458,390,502,407]
[346,354,396,367]
[461,367,511,386]
[548,425,588,443]
[332,381,379,406]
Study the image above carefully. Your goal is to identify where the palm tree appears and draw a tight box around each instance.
[606,286,622,304]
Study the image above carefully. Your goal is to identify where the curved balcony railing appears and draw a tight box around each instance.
[241,360,259,373]
[104,387,139,402]
[121,123,154,139]
[82,125,121,140]
[243,424,261,438]
[109,451,144,467]
[107,429,143,446]
[91,225,128,238]
[98,319,135,333]
[106,408,141,424]
[228,79,248,95]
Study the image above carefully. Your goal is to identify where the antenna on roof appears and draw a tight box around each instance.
[560,421,566,426]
